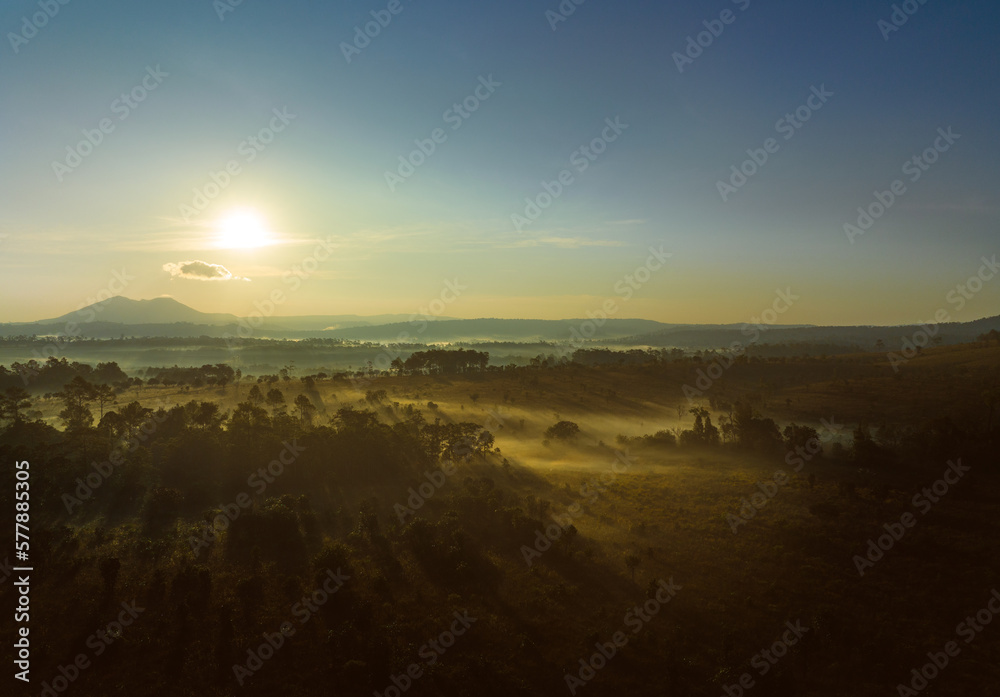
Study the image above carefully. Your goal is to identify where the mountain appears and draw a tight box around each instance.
[2,297,999,349]
[37,296,240,326]
[30,298,448,332]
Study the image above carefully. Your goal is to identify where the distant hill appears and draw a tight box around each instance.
[37,296,240,326]
[618,316,1000,350]
[24,297,452,333]
[1,297,998,350]
[324,318,672,342]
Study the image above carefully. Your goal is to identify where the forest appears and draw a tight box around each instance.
[1,341,998,695]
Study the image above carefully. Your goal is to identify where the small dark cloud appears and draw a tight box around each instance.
[162,260,249,282]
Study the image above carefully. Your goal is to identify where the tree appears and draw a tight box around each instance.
[559,524,578,551]
[726,402,780,452]
[116,401,154,442]
[679,407,720,447]
[783,423,820,452]
[294,394,317,425]
[59,402,94,431]
[60,375,96,408]
[365,389,387,404]
[93,383,117,419]
[58,376,97,431]
[0,387,32,424]
[979,329,1000,346]
[266,388,286,415]
[625,553,641,582]
[229,402,272,443]
[474,429,495,461]
[545,421,580,441]
[247,384,264,407]
[850,421,884,466]
[191,401,225,430]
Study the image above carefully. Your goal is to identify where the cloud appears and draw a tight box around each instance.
[162,260,249,281]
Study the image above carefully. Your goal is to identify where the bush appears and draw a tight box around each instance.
[646,430,677,446]
[545,420,580,440]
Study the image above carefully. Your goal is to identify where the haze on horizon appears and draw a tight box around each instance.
[1,0,998,327]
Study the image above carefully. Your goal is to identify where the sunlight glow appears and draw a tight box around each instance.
[216,209,273,249]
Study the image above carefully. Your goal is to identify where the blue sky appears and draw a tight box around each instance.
[1,0,997,325]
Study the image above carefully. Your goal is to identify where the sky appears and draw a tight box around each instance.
[1,0,998,326]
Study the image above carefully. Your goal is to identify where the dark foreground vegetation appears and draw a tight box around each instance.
[1,342,999,696]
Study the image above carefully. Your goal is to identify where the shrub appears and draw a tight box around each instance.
[545,420,580,440]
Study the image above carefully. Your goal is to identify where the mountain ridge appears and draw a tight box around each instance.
[3,296,998,348]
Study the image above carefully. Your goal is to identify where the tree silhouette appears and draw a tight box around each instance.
[0,387,32,424]
[94,383,117,419]
[247,384,264,406]
[545,421,580,440]
[294,394,317,424]
[625,553,641,582]
[265,388,287,416]
[58,376,97,431]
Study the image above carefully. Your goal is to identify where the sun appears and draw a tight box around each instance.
[216,209,273,249]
